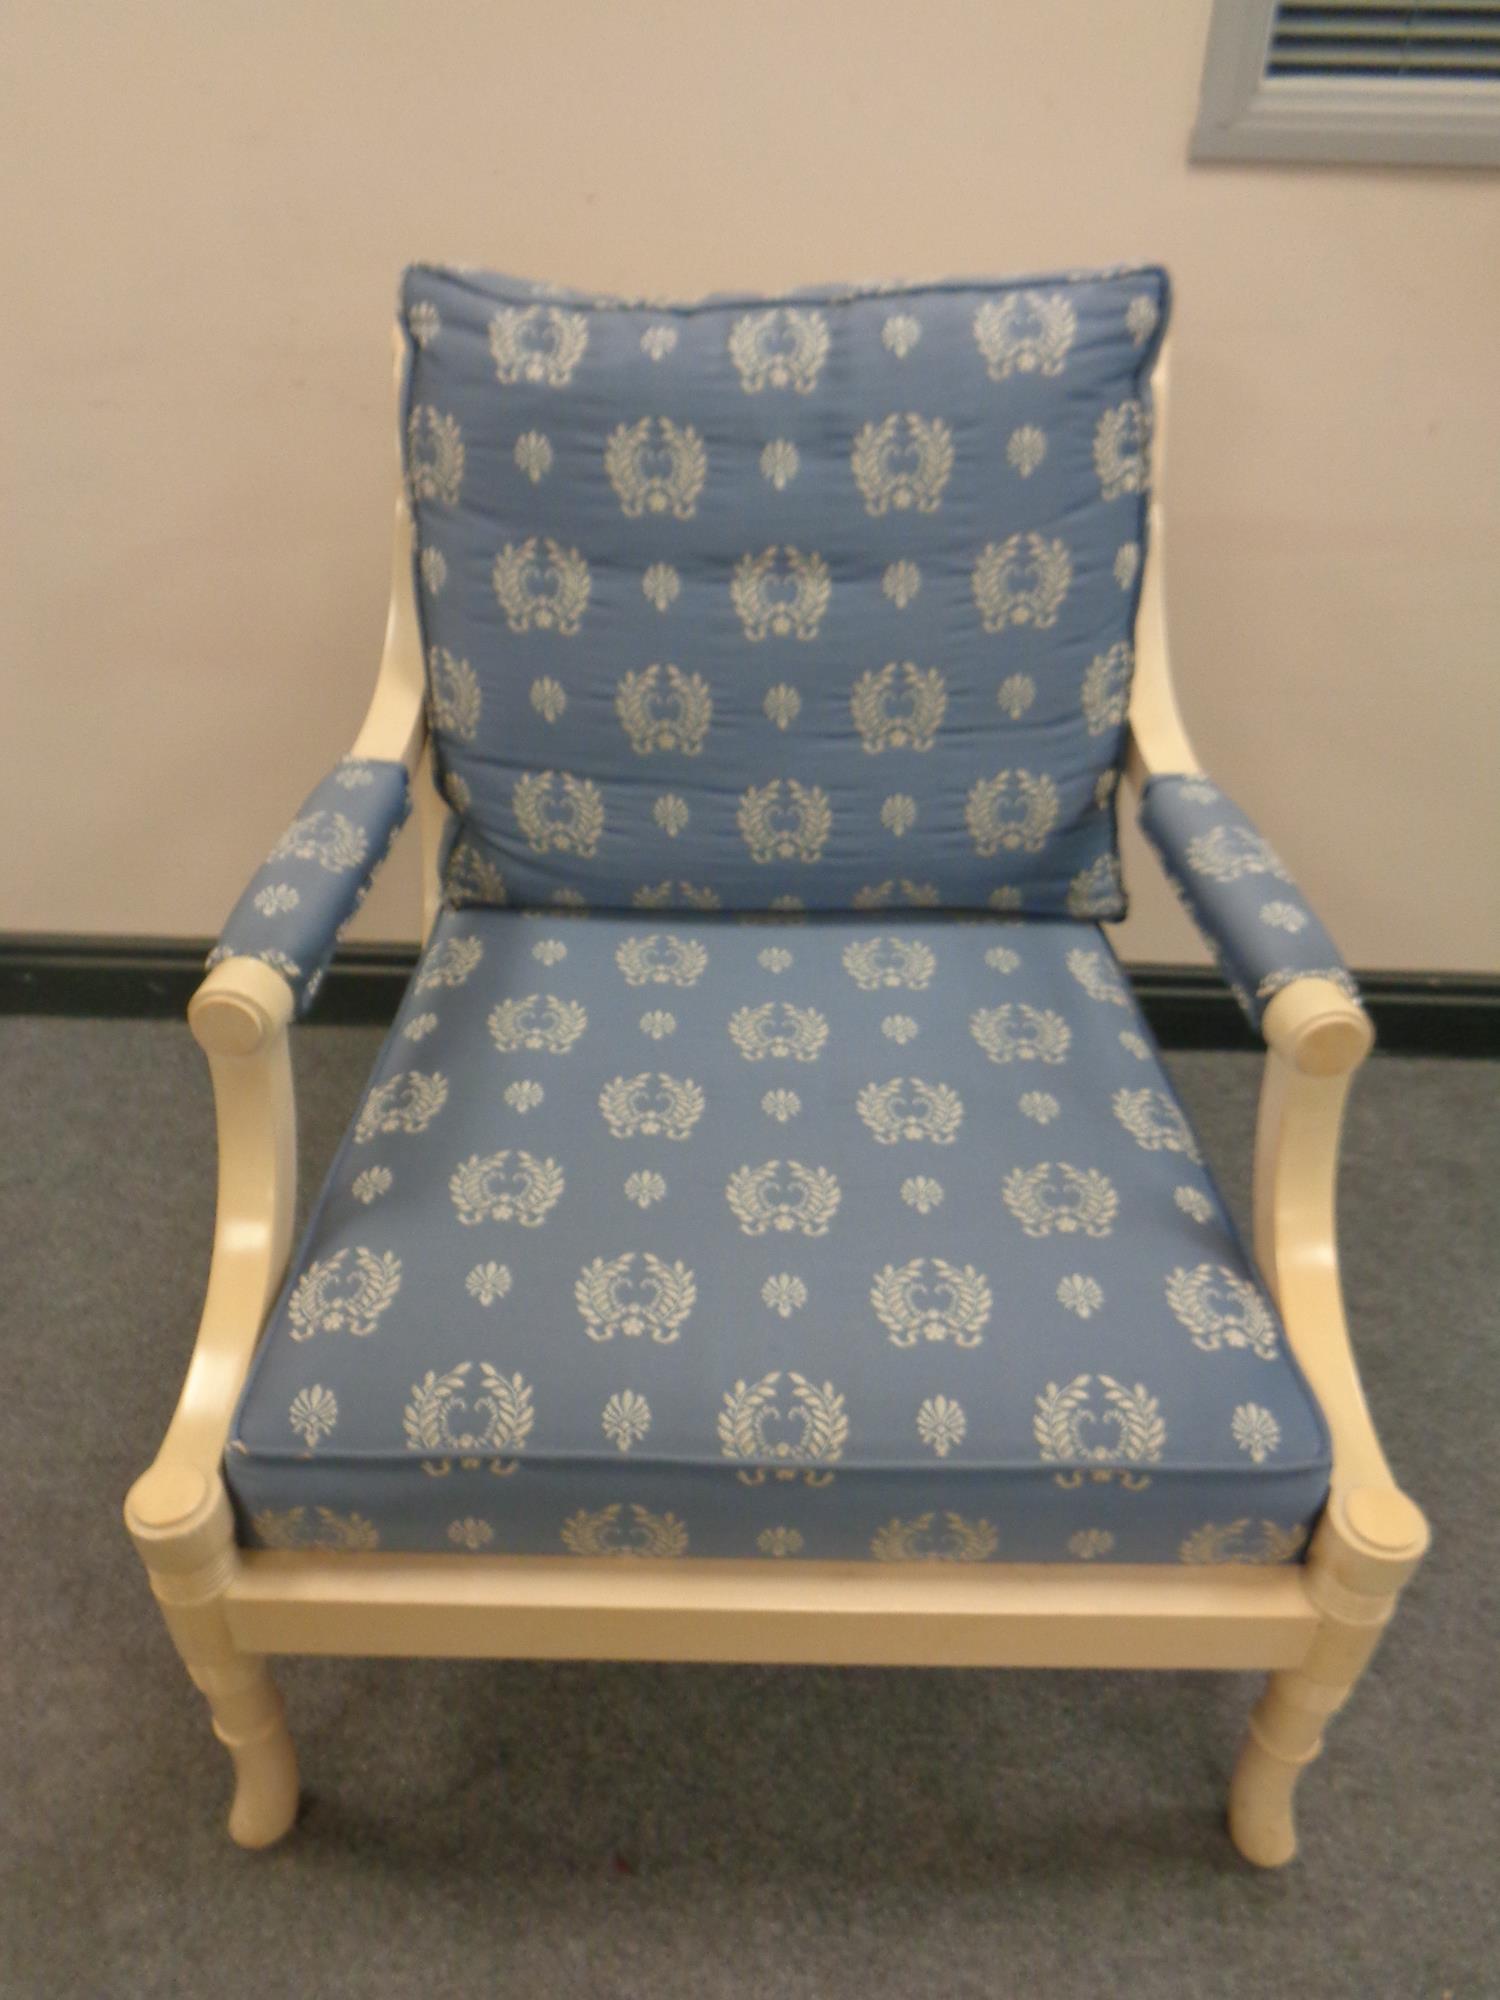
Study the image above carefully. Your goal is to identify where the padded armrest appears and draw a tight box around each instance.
[207,756,411,1016]
[1138,774,1362,1036]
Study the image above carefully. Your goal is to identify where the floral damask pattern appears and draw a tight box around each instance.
[209,758,411,1015]
[400,262,1169,914]
[1138,776,1361,1031]
[227,908,1329,1564]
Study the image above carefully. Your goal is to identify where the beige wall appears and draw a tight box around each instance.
[5,0,1498,968]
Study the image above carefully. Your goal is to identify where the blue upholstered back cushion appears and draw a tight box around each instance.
[400,263,1169,916]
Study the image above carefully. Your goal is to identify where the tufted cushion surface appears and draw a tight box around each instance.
[400,263,1168,917]
[226,908,1330,1564]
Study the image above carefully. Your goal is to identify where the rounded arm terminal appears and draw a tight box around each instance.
[1262,975,1374,1079]
[189,954,297,1056]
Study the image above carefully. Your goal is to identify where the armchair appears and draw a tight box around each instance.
[127,264,1426,1867]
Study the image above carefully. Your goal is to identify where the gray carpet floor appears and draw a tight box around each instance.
[2,1017,1496,1999]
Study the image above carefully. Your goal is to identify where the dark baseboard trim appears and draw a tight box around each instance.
[1124,967,1499,1058]
[0,935,419,1028]
[1,933,1495,1057]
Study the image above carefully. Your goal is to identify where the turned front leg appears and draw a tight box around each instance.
[125,1464,299,1849]
[1230,1486,1428,1868]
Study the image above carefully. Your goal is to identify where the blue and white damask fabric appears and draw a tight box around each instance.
[399,263,1170,918]
[1138,776,1360,1033]
[209,758,411,1016]
[225,907,1331,1563]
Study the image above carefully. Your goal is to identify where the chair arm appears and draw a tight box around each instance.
[1136,772,1371,1075]
[206,756,412,1018]
[1253,1050,1397,1497]
[130,331,434,1515]
[133,957,299,1495]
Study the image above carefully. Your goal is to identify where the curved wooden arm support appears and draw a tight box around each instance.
[1127,356,1373,1084]
[1251,1050,1404,1501]
[1131,337,1421,1468]
[126,957,298,1504]
[134,325,435,1523]
[1129,443,1386,1479]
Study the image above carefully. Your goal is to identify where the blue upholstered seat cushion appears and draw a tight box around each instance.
[225,908,1330,1563]
[400,263,1168,917]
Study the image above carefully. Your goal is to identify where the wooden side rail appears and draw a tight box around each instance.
[225,1554,1319,1672]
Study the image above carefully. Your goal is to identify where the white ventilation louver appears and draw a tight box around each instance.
[1192,0,1500,164]
[1268,3,1500,83]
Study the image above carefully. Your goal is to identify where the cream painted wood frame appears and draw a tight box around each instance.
[126,331,1428,1866]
